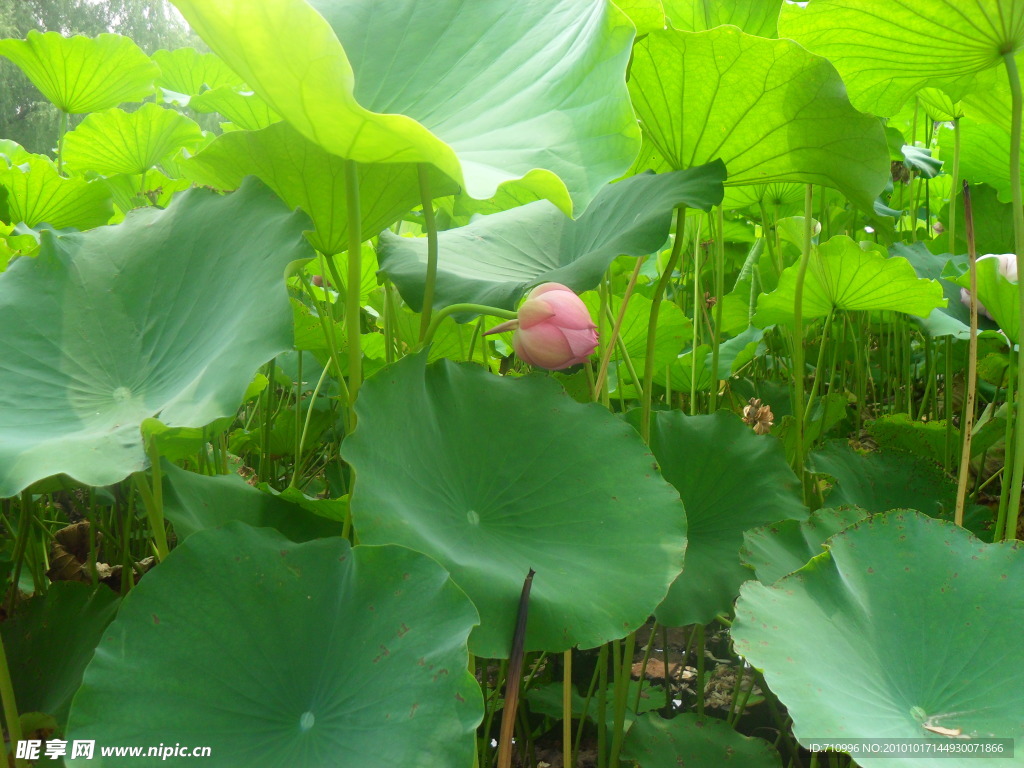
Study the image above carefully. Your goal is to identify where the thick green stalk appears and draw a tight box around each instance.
[417,165,439,342]
[955,183,979,528]
[641,207,686,441]
[710,206,726,411]
[344,160,363,410]
[690,225,703,415]
[802,311,834,426]
[562,650,572,768]
[948,118,961,252]
[56,110,68,176]
[791,186,814,483]
[1003,53,1024,541]
[0,629,25,768]
[608,631,637,766]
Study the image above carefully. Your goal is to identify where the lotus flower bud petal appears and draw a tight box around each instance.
[511,283,598,370]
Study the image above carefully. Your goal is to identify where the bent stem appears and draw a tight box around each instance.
[419,303,518,350]
[1003,52,1024,541]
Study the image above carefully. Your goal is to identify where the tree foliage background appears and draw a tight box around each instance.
[0,0,199,154]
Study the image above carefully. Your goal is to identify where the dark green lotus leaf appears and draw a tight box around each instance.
[754,235,945,328]
[0,156,112,230]
[664,0,782,37]
[62,103,204,176]
[0,178,312,498]
[622,713,782,767]
[0,31,158,114]
[152,47,240,96]
[2,583,119,728]
[867,413,956,466]
[185,121,457,255]
[67,524,481,767]
[734,511,1024,760]
[810,440,991,538]
[741,506,869,585]
[341,351,687,658]
[779,0,1024,117]
[624,410,805,626]
[173,0,641,215]
[628,27,889,212]
[377,163,725,313]
[161,462,342,543]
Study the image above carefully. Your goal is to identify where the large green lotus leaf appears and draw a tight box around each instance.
[741,506,869,585]
[378,163,726,313]
[622,713,782,767]
[184,121,457,255]
[62,103,204,176]
[151,47,240,96]
[754,235,946,328]
[615,0,666,35]
[664,0,782,36]
[2,582,119,727]
[341,352,687,658]
[67,524,481,767]
[810,441,991,536]
[188,85,281,131]
[0,156,113,230]
[624,410,806,626]
[779,0,1024,117]
[161,462,342,543]
[0,178,312,498]
[0,31,158,114]
[628,27,889,212]
[733,511,1024,761]
[171,0,640,215]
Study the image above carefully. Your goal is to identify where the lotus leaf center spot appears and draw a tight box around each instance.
[467,510,480,526]
[112,386,132,402]
[299,711,315,731]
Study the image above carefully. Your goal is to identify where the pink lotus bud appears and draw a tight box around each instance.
[960,253,1018,320]
[484,283,598,370]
